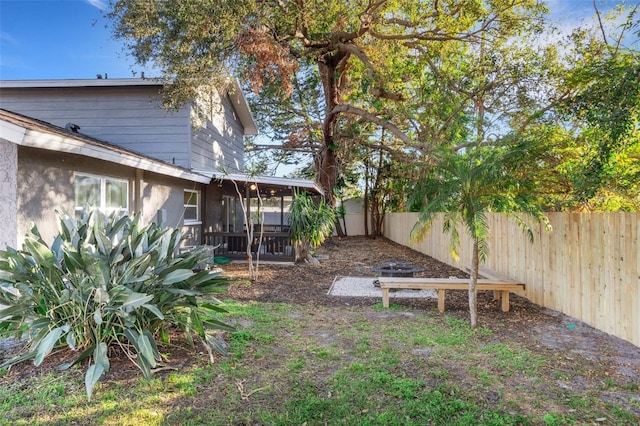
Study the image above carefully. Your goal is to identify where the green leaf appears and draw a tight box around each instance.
[161,269,194,285]
[93,309,103,325]
[205,334,229,356]
[120,292,154,312]
[137,332,157,368]
[34,326,65,366]
[137,351,153,380]
[202,318,235,332]
[165,288,202,296]
[95,341,110,372]
[142,329,161,362]
[63,250,84,272]
[24,238,55,268]
[85,361,105,401]
[65,331,77,350]
[142,303,164,320]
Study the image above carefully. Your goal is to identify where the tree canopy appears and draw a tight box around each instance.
[106,1,639,213]
[107,0,548,200]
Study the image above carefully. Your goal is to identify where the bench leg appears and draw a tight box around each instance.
[501,290,510,312]
[493,290,501,301]
[382,288,389,308]
[438,289,445,313]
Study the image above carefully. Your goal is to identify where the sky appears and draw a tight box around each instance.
[0,0,632,81]
[0,0,152,80]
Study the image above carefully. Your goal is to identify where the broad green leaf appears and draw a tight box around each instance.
[85,361,105,401]
[94,229,111,254]
[206,334,229,356]
[200,302,228,313]
[120,292,154,312]
[161,269,194,285]
[0,351,37,369]
[137,333,157,368]
[124,329,140,349]
[95,341,110,372]
[142,329,161,362]
[137,350,152,379]
[165,288,202,296]
[142,303,164,320]
[202,318,235,332]
[34,326,65,366]
[66,331,77,350]
[93,309,103,325]
[24,238,54,268]
[63,250,84,272]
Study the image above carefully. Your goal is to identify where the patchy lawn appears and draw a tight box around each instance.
[1,237,638,425]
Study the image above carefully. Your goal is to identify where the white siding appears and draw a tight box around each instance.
[0,86,192,168]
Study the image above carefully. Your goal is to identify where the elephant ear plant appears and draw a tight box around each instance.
[0,210,234,400]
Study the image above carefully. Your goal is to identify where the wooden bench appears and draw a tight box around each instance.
[378,268,525,312]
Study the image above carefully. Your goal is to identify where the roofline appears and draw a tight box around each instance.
[228,78,258,135]
[0,109,210,184]
[194,169,323,195]
[0,78,163,88]
[0,78,259,136]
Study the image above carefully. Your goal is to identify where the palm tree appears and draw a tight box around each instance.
[410,146,550,328]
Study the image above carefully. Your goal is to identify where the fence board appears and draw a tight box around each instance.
[383,212,640,347]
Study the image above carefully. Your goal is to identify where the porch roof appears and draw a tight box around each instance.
[193,170,324,196]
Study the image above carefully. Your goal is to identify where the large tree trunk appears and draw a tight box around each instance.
[469,240,479,328]
[363,155,370,237]
[316,53,349,237]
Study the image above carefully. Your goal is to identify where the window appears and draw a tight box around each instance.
[184,189,201,223]
[75,173,129,216]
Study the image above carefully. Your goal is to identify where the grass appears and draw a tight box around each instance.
[1,300,638,425]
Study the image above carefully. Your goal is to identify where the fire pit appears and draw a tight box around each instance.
[372,261,424,278]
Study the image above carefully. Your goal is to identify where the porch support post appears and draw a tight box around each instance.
[280,195,284,228]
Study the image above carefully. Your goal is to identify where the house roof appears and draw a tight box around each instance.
[194,170,324,196]
[0,108,210,184]
[0,78,258,136]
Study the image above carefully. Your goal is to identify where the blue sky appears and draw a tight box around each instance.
[0,0,151,80]
[0,0,631,81]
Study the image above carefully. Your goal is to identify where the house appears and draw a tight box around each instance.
[0,78,321,261]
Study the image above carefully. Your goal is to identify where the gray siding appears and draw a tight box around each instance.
[0,139,18,249]
[16,146,197,247]
[1,86,192,168]
[191,93,245,172]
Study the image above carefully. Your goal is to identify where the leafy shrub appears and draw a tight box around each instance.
[0,210,233,400]
[288,190,336,262]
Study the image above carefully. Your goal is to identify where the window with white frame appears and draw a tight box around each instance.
[184,189,201,223]
[75,173,129,216]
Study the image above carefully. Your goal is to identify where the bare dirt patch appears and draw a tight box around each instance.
[2,236,638,422]
[223,236,640,410]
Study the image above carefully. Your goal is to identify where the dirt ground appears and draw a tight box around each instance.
[223,236,640,389]
[2,236,638,419]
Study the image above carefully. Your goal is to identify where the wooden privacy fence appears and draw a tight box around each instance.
[383,212,640,347]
